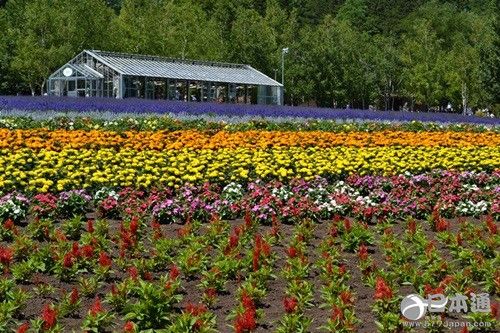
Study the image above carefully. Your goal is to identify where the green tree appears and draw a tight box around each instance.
[7,0,114,95]
[115,0,224,60]
[230,7,276,74]
[400,18,446,110]
[400,1,496,111]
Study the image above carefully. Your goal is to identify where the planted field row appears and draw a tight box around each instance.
[0,147,499,193]
[1,129,499,150]
[0,181,497,332]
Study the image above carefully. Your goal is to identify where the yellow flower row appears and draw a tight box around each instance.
[0,147,498,192]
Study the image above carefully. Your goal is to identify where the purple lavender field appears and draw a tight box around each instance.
[1,96,498,125]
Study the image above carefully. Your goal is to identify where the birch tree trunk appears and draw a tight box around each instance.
[462,82,467,115]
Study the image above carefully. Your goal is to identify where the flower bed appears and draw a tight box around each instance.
[0,174,498,332]
[0,105,498,332]
[0,126,498,193]
[2,96,500,125]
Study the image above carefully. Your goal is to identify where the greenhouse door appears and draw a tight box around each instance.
[65,80,76,97]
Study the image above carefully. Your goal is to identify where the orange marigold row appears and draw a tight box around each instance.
[0,128,498,150]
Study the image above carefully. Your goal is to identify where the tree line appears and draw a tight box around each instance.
[0,0,498,112]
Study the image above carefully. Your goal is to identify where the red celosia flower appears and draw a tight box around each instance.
[178,223,192,237]
[111,284,119,295]
[229,233,239,248]
[241,292,255,311]
[252,248,260,272]
[124,321,135,332]
[261,241,271,257]
[185,302,207,316]
[435,217,449,232]
[339,264,346,276]
[254,234,262,251]
[71,242,80,258]
[16,322,29,333]
[165,280,172,290]
[331,306,343,322]
[486,215,497,235]
[326,262,333,274]
[425,241,436,256]
[98,252,112,268]
[407,219,416,234]
[438,275,454,289]
[62,252,74,268]
[4,218,14,230]
[194,319,203,330]
[329,225,338,237]
[286,246,298,258]
[460,326,469,333]
[130,217,139,234]
[374,277,393,301]
[244,209,252,228]
[169,264,180,280]
[69,287,79,305]
[128,267,139,280]
[358,244,368,261]
[89,297,103,316]
[205,287,217,300]
[283,297,298,313]
[423,284,444,297]
[55,229,67,241]
[151,220,162,239]
[87,219,94,233]
[340,290,354,306]
[81,244,94,258]
[41,304,57,330]
[343,219,352,232]
[0,246,13,265]
[491,301,498,318]
[235,308,257,333]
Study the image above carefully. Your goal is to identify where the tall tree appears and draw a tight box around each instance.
[115,0,224,60]
[8,0,114,95]
[230,7,276,74]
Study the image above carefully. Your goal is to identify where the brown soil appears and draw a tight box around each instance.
[3,215,497,333]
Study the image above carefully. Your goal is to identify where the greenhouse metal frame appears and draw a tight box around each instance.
[47,50,284,105]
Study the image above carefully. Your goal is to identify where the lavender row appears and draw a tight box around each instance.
[1,96,498,125]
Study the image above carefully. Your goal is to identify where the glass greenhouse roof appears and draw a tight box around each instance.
[85,50,282,87]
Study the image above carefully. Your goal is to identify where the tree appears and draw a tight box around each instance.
[9,0,73,95]
[400,1,496,111]
[400,19,446,110]
[336,0,368,30]
[370,35,400,110]
[115,0,224,60]
[7,0,114,95]
[230,8,276,74]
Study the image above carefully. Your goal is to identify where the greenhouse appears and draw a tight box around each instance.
[47,50,284,105]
